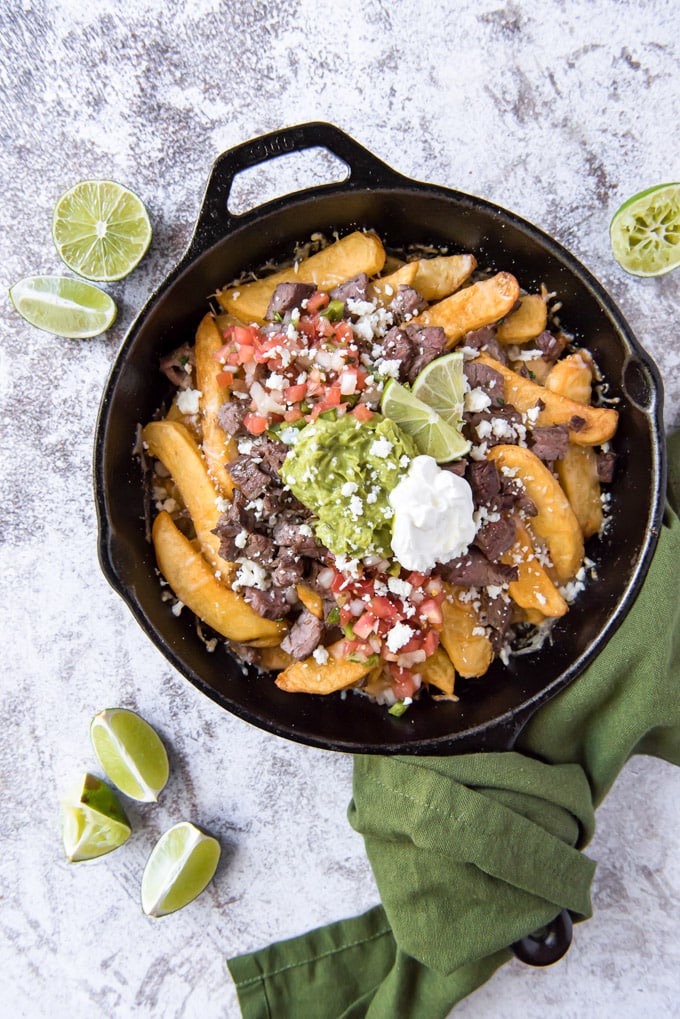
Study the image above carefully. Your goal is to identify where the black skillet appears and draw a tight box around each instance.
[94,123,666,961]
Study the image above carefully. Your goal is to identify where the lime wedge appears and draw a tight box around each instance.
[381,378,470,462]
[52,179,152,281]
[9,275,117,338]
[90,708,169,803]
[141,822,221,917]
[610,182,680,277]
[411,351,466,427]
[62,773,131,862]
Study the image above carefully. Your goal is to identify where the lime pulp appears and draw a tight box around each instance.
[90,708,169,803]
[62,773,131,862]
[381,378,471,463]
[411,351,466,427]
[610,182,680,277]
[141,822,221,917]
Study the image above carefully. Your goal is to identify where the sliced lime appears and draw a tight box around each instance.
[52,179,152,281]
[9,275,117,338]
[411,351,466,427]
[62,773,131,862]
[610,182,680,277]
[141,822,221,917]
[90,708,169,803]
[381,379,470,463]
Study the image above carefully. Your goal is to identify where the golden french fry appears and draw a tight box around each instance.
[412,272,520,347]
[275,640,373,694]
[419,646,456,695]
[152,512,286,643]
[486,445,584,582]
[195,313,238,499]
[475,352,618,445]
[258,646,294,670]
[440,587,494,678]
[544,350,594,405]
[295,584,324,619]
[556,445,603,538]
[496,294,548,343]
[502,518,568,617]
[216,231,386,323]
[142,419,226,577]
[411,254,478,300]
[370,262,418,303]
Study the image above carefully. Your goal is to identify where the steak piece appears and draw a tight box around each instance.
[217,400,249,436]
[464,360,505,404]
[281,608,325,659]
[462,327,508,365]
[474,516,517,562]
[437,549,518,587]
[381,324,447,383]
[227,457,270,500]
[243,532,276,566]
[242,586,290,620]
[391,285,427,322]
[535,330,568,361]
[597,451,616,483]
[467,460,501,504]
[160,342,195,389]
[529,425,570,462]
[464,405,523,447]
[330,272,370,304]
[266,282,316,320]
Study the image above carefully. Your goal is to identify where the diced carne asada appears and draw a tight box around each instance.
[272,517,319,554]
[467,460,501,504]
[597,451,616,483]
[462,327,508,364]
[160,342,195,388]
[529,425,570,462]
[464,361,505,403]
[330,272,370,304]
[464,405,524,447]
[381,324,448,383]
[266,282,316,320]
[478,591,513,648]
[247,437,289,477]
[280,608,325,659]
[390,284,428,321]
[242,586,290,620]
[271,553,305,589]
[474,516,517,561]
[227,457,270,500]
[243,532,276,566]
[217,400,249,435]
[437,549,518,587]
[535,330,568,361]
[443,459,468,477]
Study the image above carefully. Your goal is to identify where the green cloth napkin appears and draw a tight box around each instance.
[228,432,680,1019]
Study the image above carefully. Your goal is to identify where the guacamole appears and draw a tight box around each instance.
[282,414,417,558]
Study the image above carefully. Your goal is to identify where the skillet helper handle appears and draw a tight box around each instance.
[511,908,573,966]
[186,121,409,258]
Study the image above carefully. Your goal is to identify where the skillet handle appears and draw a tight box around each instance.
[185,121,410,259]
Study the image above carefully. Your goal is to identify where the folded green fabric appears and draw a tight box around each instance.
[228,431,680,1018]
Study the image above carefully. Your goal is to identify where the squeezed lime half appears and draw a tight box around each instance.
[9,275,117,338]
[52,179,152,281]
[610,182,680,277]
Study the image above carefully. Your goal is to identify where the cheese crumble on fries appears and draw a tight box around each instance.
[142,230,618,711]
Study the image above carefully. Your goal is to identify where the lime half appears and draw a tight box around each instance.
[52,179,152,281]
[381,378,470,463]
[412,351,466,427]
[90,708,169,803]
[610,183,680,277]
[62,773,131,862]
[9,275,117,338]
[141,822,221,917]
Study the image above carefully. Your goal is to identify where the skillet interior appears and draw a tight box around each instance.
[95,181,665,754]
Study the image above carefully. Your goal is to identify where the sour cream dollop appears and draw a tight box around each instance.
[389,455,476,572]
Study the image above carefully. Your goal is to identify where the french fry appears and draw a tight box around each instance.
[152,512,286,643]
[370,262,418,303]
[216,231,386,324]
[486,445,584,582]
[258,646,294,671]
[475,352,618,445]
[502,518,568,617]
[544,350,594,404]
[412,272,520,347]
[295,584,324,619]
[141,419,226,577]
[496,294,548,344]
[440,587,494,678]
[275,640,373,694]
[372,254,477,304]
[556,446,603,538]
[419,646,456,695]
[195,313,238,499]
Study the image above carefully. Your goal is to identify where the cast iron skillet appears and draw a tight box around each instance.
[94,122,666,759]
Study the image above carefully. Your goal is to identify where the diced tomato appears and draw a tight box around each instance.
[353,611,377,639]
[339,605,354,627]
[418,598,443,626]
[368,596,400,623]
[343,638,376,663]
[325,385,342,406]
[243,413,268,436]
[306,291,330,314]
[233,325,259,347]
[333,321,354,345]
[213,341,235,362]
[284,383,308,404]
[389,666,419,700]
[283,407,303,422]
[352,403,373,422]
[216,370,234,388]
[422,629,440,657]
[237,345,256,365]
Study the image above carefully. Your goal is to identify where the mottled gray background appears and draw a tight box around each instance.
[1,1,679,1017]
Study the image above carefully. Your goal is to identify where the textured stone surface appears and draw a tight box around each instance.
[1,2,679,1017]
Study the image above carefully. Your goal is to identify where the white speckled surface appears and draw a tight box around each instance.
[1,2,679,1017]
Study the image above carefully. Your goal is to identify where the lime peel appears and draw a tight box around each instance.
[9,275,117,338]
[380,376,470,463]
[610,182,680,277]
[90,708,169,803]
[141,822,221,917]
